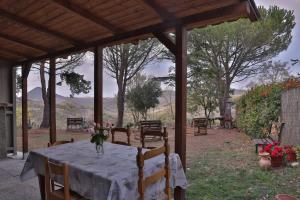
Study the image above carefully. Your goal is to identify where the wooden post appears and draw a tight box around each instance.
[22,64,31,158]
[174,25,187,200]
[94,46,103,126]
[49,57,56,144]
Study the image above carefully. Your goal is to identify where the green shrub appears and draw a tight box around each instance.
[236,84,282,138]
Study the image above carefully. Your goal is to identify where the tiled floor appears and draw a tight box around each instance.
[0,157,40,200]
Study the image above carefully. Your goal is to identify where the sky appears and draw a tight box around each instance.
[27,0,300,97]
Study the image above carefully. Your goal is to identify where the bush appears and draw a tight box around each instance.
[236,83,282,138]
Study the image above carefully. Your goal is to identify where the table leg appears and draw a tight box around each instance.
[38,174,45,200]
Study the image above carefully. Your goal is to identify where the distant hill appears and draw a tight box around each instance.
[28,87,67,103]
[16,87,176,129]
[26,87,116,110]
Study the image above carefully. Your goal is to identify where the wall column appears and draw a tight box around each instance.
[49,57,56,144]
[22,63,31,157]
[94,46,103,126]
[174,25,187,200]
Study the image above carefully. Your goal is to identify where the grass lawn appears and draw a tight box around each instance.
[186,134,300,200]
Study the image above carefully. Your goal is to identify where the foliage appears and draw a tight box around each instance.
[126,76,162,121]
[257,61,291,85]
[104,39,162,127]
[60,71,91,97]
[90,124,110,145]
[27,53,89,128]
[236,83,282,138]
[188,68,218,118]
[164,6,295,117]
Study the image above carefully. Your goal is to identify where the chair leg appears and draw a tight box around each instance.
[255,144,258,154]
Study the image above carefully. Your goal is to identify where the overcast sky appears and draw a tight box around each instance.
[27,0,300,97]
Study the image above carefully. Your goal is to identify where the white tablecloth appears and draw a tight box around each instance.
[20,140,187,200]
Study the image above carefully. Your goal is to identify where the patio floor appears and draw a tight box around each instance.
[0,158,40,200]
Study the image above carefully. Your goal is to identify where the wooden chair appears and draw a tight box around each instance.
[136,134,170,200]
[141,127,167,149]
[48,138,74,147]
[44,157,87,200]
[192,118,208,135]
[253,122,285,153]
[111,127,131,146]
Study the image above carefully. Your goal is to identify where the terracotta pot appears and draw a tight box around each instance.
[258,152,271,170]
[275,194,299,200]
[286,152,297,162]
[271,156,283,168]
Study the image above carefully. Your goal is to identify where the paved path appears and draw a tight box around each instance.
[0,158,40,200]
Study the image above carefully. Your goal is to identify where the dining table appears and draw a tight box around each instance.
[20,140,188,200]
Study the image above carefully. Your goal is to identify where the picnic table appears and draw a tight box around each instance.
[20,140,187,200]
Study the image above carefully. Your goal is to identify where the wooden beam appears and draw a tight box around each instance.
[153,32,176,55]
[174,25,187,200]
[0,8,83,45]
[48,0,123,33]
[49,57,56,144]
[16,2,255,66]
[0,47,30,59]
[141,0,174,21]
[0,32,52,53]
[94,46,103,125]
[22,64,31,157]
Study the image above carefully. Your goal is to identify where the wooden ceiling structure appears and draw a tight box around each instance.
[1,1,259,199]
[0,0,259,65]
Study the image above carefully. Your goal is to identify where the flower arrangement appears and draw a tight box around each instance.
[260,142,283,167]
[294,146,300,160]
[90,123,110,154]
[284,146,297,162]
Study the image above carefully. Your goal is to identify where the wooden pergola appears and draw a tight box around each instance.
[0,0,259,199]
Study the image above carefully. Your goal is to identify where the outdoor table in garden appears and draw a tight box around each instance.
[20,140,188,200]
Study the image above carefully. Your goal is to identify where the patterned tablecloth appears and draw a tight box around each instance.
[20,140,188,200]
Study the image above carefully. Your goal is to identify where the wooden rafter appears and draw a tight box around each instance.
[48,0,123,34]
[140,0,175,22]
[0,46,30,59]
[0,32,52,52]
[16,2,255,65]
[153,32,176,55]
[0,8,83,45]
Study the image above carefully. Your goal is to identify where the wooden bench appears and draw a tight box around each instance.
[192,118,208,136]
[139,120,163,141]
[253,122,285,153]
[67,117,84,130]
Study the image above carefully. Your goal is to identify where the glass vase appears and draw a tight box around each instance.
[96,142,104,155]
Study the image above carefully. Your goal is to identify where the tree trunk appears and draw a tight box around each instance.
[116,89,125,127]
[40,62,50,128]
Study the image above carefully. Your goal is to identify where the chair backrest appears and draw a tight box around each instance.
[111,127,131,146]
[48,138,74,147]
[139,120,162,132]
[45,157,70,200]
[137,134,170,200]
[141,127,167,149]
[269,123,285,142]
[192,118,207,128]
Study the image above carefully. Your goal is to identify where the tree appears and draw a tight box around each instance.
[188,6,295,117]
[104,39,161,127]
[257,61,291,84]
[30,53,91,128]
[126,77,162,122]
[188,68,218,119]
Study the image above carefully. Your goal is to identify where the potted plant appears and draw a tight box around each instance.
[262,142,283,168]
[90,123,110,154]
[284,146,297,162]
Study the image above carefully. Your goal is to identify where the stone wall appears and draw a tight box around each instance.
[281,88,300,146]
